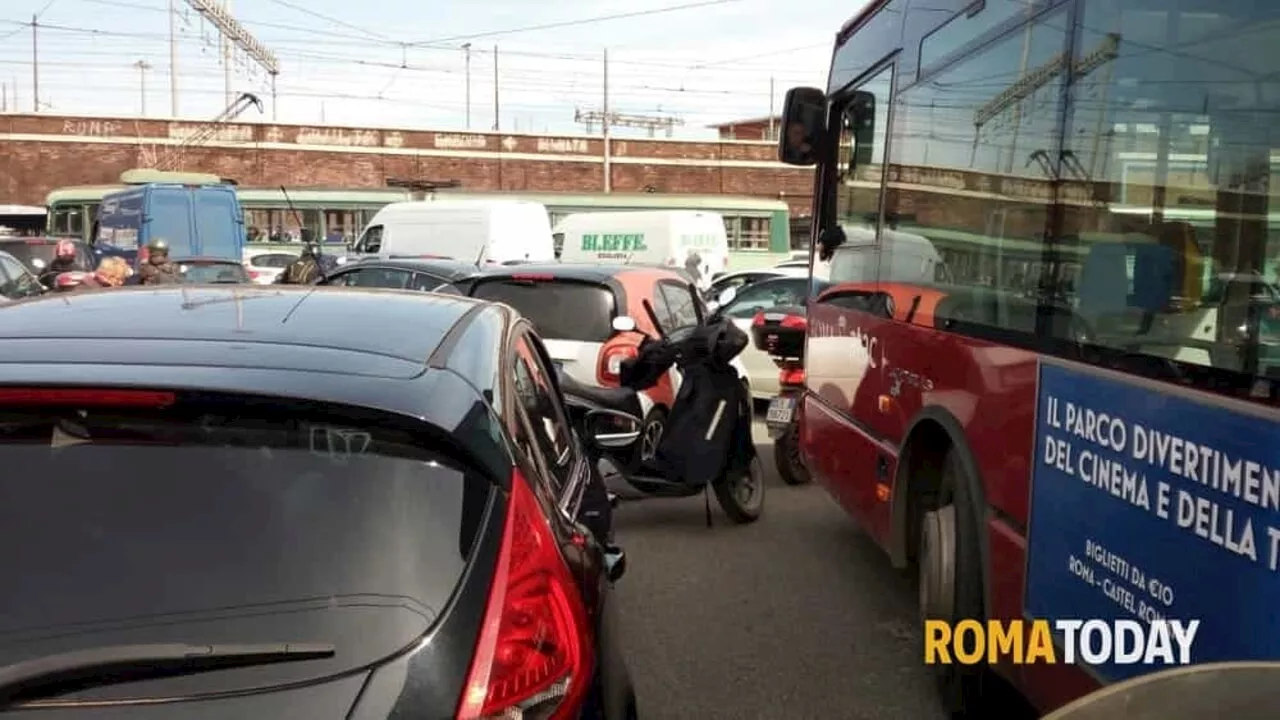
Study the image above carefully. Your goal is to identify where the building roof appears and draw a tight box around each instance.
[706,115,782,129]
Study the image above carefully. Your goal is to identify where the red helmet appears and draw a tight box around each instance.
[55,240,76,259]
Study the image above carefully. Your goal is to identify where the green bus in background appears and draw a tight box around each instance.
[45,171,795,270]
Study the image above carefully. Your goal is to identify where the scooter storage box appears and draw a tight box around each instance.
[750,304,807,360]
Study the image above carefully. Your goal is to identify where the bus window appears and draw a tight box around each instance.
[882,7,1068,332]
[1051,0,1280,382]
[823,65,893,288]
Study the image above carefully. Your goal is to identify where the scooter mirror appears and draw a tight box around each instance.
[585,408,642,448]
[716,286,738,307]
[611,315,637,333]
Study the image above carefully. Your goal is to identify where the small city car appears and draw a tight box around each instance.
[464,263,745,463]
[0,285,638,719]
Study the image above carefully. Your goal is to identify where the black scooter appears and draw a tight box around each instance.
[558,298,765,525]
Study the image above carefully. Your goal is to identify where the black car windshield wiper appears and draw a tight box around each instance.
[0,642,335,707]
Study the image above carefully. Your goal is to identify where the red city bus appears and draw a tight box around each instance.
[779,0,1280,714]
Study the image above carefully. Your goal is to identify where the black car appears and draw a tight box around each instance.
[0,249,46,301]
[0,285,637,718]
[319,257,482,294]
[0,237,94,277]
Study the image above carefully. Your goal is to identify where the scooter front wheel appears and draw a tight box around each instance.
[712,455,765,523]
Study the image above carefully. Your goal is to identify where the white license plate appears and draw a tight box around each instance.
[765,396,796,426]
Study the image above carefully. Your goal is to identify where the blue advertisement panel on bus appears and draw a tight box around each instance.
[1024,361,1280,683]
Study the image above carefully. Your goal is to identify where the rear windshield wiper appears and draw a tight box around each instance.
[0,642,335,707]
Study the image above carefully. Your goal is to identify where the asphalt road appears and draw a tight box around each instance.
[609,421,951,720]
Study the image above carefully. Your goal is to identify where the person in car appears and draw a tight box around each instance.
[39,240,81,287]
[138,239,181,285]
[73,256,131,291]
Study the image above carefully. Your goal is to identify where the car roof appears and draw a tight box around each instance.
[340,257,485,281]
[0,284,494,365]
[475,262,684,284]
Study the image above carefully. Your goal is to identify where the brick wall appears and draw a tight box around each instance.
[0,113,815,216]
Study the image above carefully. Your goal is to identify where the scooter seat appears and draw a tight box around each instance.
[557,369,643,417]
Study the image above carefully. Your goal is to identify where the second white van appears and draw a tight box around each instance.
[351,199,556,264]
[555,210,730,289]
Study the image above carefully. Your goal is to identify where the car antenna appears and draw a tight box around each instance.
[279,186,316,255]
[474,244,485,269]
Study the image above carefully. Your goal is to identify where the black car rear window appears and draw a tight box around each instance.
[472,278,615,342]
[181,262,250,284]
[0,391,497,676]
[0,242,54,271]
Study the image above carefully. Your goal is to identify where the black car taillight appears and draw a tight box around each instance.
[456,468,594,720]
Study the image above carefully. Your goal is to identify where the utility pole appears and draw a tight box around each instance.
[169,0,179,116]
[492,45,499,131]
[768,76,775,140]
[602,48,611,193]
[462,43,472,129]
[221,0,232,106]
[30,15,38,113]
[134,60,152,116]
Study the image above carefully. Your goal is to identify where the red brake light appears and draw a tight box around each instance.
[0,388,176,407]
[780,314,807,331]
[597,345,638,386]
[751,312,766,327]
[457,469,592,720]
[780,367,806,386]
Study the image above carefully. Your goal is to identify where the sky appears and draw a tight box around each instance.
[0,0,867,138]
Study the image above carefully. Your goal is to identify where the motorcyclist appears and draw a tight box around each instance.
[277,232,323,285]
[137,239,181,285]
[39,240,80,287]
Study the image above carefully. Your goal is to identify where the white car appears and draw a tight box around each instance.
[709,275,815,400]
[242,248,299,285]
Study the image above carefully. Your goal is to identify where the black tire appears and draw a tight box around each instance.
[712,454,765,523]
[919,448,988,715]
[773,423,811,485]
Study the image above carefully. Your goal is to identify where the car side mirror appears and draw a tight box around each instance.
[611,316,637,333]
[584,408,642,448]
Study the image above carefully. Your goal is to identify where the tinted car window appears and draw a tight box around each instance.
[657,281,700,329]
[723,277,810,318]
[512,334,575,492]
[181,262,251,284]
[249,253,297,269]
[472,279,615,342]
[411,272,452,292]
[0,399,493,671]
[345,268,412,289]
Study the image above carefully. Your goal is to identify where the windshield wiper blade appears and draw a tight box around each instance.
[0,642,335,706]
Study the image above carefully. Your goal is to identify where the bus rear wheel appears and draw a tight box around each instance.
[918,449,988,716]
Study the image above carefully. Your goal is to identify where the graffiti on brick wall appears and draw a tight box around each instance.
[167,123,252,143]
[434,133,488,149]
[537,138,589,153]
[62,120,122,137]
[294,128,380,147]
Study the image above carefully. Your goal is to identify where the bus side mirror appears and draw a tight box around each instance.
[778,87,826,167]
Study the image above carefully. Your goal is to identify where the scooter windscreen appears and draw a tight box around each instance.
[1042,662,1280,720]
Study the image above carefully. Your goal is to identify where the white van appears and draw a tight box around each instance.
[555,210,730,290]
[350,200,555,264]
[829,226,945,284]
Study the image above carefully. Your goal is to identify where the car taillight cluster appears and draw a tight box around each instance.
[779,366,806,387]
[457,469,593,720]
[597,346,638,386]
